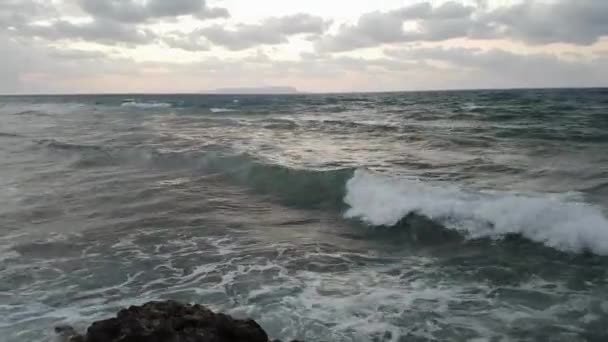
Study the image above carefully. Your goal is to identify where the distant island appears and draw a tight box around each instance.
[204,86,300,94]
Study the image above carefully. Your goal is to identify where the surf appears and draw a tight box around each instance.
[344,169,608,254]
[33,135,608,255]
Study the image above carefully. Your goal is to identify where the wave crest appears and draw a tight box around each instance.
[344,169,608,254]
[196,151,353,208]
[121,101,172,109]
[209,107,237,113]
[34,138,608,254]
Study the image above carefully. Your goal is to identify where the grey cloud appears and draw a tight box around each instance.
[47,48,109,60]
[317,0,608,52]
[161,31,209,52]
[385,47,608,88]
[199,14,330,50]
[196,6,231,20]
[2,1,156,46]
[78,0,229,23]
[0,35,25,93]
[0,33,140,93]
[24,19,156,45]
[480,0,608,45]
[0,0,58,29]
[2,32,606,94]
[394,3,432,19]
[432,1,474,19]
[316,1,473,52]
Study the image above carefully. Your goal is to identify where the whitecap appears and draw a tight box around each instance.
[210,108,236,113]
[344,169,608,254]
[121,101,172,109]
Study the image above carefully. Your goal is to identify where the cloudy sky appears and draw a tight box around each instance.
[1,0,607,93]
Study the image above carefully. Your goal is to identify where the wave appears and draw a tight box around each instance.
[2,103,87,116]
[37,139,107,153]
[209,107,237,113]
[35,139,151,168]
[302,119,401,133]
[35,140,352,207]
[121,101,172,109]
[0,132,22,138]
[344,169,608,254]
[11,110,52,117]
[34,139,608,254]
[195,151,353,208]
[259,118,299,130]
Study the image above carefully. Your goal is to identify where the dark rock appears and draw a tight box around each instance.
[55,325,85,342]
[56,301,272,342]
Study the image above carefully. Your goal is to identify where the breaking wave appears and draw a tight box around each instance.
[36,138,608,254]
[344,169,608,254]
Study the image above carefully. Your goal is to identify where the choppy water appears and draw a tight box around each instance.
[1,89,608,341]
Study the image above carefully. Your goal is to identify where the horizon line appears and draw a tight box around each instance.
[1,86,607,97]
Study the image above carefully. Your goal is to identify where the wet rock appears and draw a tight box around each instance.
[56,300,272,342]
[54,325,85,342]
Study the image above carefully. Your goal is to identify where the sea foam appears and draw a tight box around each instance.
[121,101,172,109]
[210,107,237,113]
[344,169,608,254]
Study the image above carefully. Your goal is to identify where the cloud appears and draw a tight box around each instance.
[0,36,24,93]
[2,36,607,94]
[1,0,607,93]
[480,0,608,45]
[0,33,140,93]
[199,13,330,50]
[23,19,156,45]
[385,47,608,88]
[160,30,209,51]
[0,0,58,30]
[2,1,155,47]
[46,48,109,60]
[317,0,608,52]
[316,1,474,52]
[78,0,229,23]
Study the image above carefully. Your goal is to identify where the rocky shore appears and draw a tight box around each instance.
[55,300,299,342]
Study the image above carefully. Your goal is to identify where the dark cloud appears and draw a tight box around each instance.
[317,0,608,52]
[78,0,229,23]
[199,13,330,50]
[24,19,156,45]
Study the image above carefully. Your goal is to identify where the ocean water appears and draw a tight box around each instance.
[1,89,608,341]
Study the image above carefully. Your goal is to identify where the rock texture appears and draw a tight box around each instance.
[57,301,273,342]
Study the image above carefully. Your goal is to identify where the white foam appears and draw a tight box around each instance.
[121,101,172,109]
[344,169,608,254]
[210,107,236,113]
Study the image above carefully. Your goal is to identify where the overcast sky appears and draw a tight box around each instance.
[1,0,607,93]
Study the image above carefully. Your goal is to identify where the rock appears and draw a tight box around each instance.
[54,325,85,342]
[56,301,271,342]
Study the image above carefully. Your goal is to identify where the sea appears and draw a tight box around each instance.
[1,89,608,341]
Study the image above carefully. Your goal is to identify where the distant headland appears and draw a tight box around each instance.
[204,86,300,94]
